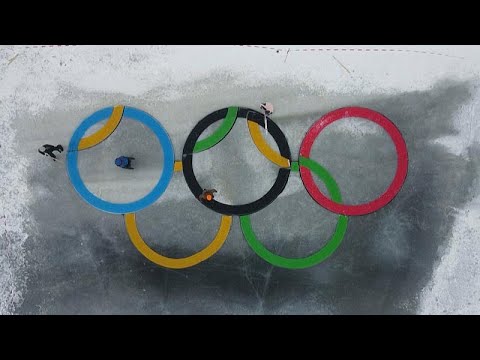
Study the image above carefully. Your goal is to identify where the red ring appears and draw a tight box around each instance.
[299,107,408,216]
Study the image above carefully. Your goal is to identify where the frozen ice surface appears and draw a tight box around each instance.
[1,45,480,314]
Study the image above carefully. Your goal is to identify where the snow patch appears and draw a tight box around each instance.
[431,87,480,157]
[419,196,480,314]
[0,97,31,314]
[419,87,480,314]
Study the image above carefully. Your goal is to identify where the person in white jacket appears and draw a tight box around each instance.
[260,102,274,133]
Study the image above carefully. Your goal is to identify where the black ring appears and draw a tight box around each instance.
[182,107,291,216]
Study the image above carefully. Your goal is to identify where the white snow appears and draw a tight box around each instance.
[0,48,31,313]
[2,45,480,313]
[431,87,480,157]
[419,84,480,314]
[419,195,480,314]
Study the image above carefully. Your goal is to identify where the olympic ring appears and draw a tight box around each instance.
[193,107,238,153]
[125,213,232,269]
[299,107,409,216]
[240,157,347,269]
[65,104,408,270]
[174,161,183,172]
[78,105,124,150]
[247,120,290,168]
[182,107,291,216]
[67,106,175,214]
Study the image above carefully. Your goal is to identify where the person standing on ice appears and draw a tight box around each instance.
[198,189,217,202]
[38,144,63,161]
[115,156,135,170]
[260,102,274,134]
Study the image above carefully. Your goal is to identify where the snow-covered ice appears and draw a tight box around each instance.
[1,45,480,314]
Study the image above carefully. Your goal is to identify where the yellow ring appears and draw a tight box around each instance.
[78,105,124,150]
[247,120,290,168]
[124,213,232,269]
[174,160,183,172]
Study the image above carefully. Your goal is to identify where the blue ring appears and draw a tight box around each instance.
[66,106,174,214]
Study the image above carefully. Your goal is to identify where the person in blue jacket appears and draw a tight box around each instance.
[115,156,135,170]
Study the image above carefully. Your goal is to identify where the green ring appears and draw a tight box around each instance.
[193,107,238,153]
[240,157,348,269]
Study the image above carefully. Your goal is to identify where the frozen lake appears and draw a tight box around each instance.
[1,45,480,314]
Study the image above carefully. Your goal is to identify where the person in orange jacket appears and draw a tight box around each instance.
[198,189,217,202]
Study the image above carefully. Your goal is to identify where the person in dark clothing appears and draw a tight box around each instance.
[115,156,135,170]
[38,144,63,161]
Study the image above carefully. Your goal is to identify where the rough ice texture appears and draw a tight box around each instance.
[0,49,31,314]
[419,88,480,314]
[1,45,480,314]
